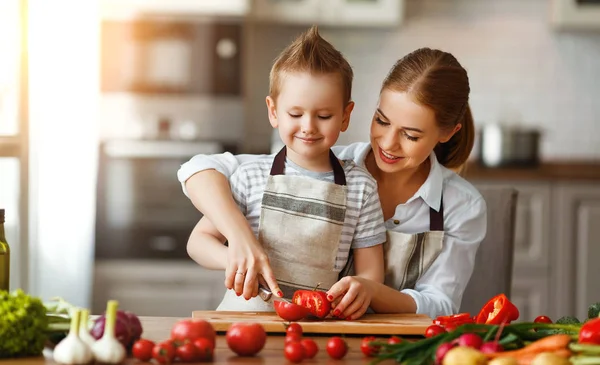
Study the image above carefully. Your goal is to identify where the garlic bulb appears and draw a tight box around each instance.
[78,309,96,348]
[53,309,93,365]
[92,300,126,364]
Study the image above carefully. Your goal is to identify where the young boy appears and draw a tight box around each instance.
[187,26,386,315]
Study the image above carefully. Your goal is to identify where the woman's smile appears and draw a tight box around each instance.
[378,146,403,164]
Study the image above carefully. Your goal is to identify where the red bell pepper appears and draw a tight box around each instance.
[292,288,331,319]
[579,317,600,345]
[475,294,520,325]
[433,313,475,327]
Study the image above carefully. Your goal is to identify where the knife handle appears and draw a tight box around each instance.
[258,285,272,301]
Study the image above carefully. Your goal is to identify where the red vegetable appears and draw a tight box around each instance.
[124,311,143,341]
[388,336,402,345]
[360,336,380,357]
[286,322,303,336]
[292,287,331,319]
[284,342,305,363]
[457,333,483,349]
[132,339,155,361]
[171,319,216,348]
[433,313,475,327]
[192,337,214,361]
[435,342,456,364]
[152,340,176,364]
[274,301,311,321]
[225,322,266,356]
[326,336,348,360]
[480,341,504,354]
[534,315,552,324]
[300,338,318,359]
[176,342,200,362]
[425,325,447,338]
[90,315,131,348]
[579,317,600,345]
[475,294,519,325]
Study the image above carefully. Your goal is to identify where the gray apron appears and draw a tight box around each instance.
[340,201,445,291]
[217,147,348,311]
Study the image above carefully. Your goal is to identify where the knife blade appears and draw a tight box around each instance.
[258,285,292,303]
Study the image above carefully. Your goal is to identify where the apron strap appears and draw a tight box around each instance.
[429,196,444,231]
[270,147,347,186]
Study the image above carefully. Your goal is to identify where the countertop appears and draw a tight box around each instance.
[2,316,399,364]
[463,160,600,181]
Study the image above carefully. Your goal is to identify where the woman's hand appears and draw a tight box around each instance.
[326,276,376,320]
[226,231,282,300]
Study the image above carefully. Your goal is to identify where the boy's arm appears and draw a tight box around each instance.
[352,245,384,283]
[186,217,228,270]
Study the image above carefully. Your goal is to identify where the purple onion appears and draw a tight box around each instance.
[124,311,143,341]
[90,314,132,348]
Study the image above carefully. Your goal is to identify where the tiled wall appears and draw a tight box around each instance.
[243,0,600,160]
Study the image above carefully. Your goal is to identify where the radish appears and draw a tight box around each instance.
[479,341,504,354]
[435,342,456,364]
[457,333,483,349]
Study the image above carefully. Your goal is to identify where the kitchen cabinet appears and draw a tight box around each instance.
[471,178,600,322]
[93,260,227,317]
[100,0,250,19]
[250,0,404,27]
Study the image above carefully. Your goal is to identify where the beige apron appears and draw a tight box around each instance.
[340,201,445,291]
[217,147,347,311]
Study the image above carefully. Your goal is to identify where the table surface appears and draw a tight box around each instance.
[2,316,407,364]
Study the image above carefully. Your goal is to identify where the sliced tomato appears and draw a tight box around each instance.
[274,301,311,321]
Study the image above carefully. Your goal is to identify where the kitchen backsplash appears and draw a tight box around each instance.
[241,0,600,160]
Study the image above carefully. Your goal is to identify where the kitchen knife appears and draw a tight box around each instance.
[258,285,292,303]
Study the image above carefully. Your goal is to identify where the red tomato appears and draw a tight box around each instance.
[425,325,447,338]
[286,322,303,336]
[300,338,318,359]
[274,300,311,321]
[285,332,302,344]
[388,336,402,345]
[360,336,380,357]
[152,341,176,364]
[176,342,199,362]
[284,342,306,363]
[534,315,552,324]
[226,322,267,356]
[132,338,155,361]
[326,336,348,360]
[192,337,214,361]
[292,289,332,318]
[171,319,216,346]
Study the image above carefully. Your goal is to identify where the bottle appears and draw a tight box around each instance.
[0,209,9,291]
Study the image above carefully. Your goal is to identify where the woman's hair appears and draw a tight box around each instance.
[269,26,354,106]
[381,48,474,170]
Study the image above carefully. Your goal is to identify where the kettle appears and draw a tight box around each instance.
[477,124,542,168]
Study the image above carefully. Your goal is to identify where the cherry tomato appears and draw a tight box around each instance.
[176,342,199,362]
[425,324,447,338]
[274,301,311,321]
[300,338,318,359]
[132,338,155,361]
[388,336,402,345]
[226,322,267,356]
[360,336,380,357]
[171,319,216,346]
[191,337,214,361]
[326,336,348,360]
[284,341,306,363]
[534,315,552,324]
[152,341,176,364]
[286,322,303,336]
[285,332,302,344]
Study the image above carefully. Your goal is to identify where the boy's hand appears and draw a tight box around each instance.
[225,233,282,300]
[326,276,375,320]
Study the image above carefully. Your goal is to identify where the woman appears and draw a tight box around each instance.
[177,48,487,319]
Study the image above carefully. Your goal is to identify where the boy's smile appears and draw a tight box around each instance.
[266,71,354,172]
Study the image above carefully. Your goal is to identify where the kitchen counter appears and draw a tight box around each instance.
[3,316,399,364]
[463,160,600,181]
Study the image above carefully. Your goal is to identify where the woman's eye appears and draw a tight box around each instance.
[375,117,389,126]
[404,132,419,142]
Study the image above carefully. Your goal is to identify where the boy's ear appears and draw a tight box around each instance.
[266,96,278,128]
[340,101,355,132]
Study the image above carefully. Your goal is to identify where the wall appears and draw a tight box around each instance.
[243,0,600,160]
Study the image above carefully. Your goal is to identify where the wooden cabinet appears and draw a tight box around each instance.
[250,0,404,27]
[471,180,600,321]
[93,260,227,317]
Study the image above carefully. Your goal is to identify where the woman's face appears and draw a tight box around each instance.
[369,90,459,175]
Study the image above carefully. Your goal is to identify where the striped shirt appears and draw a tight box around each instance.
[229,156,387,270]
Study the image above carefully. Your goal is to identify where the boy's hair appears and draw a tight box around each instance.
[269,26,353,106]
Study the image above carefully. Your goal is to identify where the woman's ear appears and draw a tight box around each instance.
[440,123,462,143]
[341,101,355,132]
[266,96,278,128]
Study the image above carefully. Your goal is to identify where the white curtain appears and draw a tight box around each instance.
[28,0,100,307]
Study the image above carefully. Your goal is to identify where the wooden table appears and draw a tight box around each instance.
[2,317,404,364]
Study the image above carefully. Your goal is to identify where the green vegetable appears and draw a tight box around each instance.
[588,302,600,319]
[556,315,580,324]
[0,289,72,358]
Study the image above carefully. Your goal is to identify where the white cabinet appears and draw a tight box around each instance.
[101,0,250,20]
[250,0,404,27]
[93,260,227,317]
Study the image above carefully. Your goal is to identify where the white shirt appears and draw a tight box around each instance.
[177,142,487,319]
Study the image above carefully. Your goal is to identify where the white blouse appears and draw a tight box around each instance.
[177,142,487,319]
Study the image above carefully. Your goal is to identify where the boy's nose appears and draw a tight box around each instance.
[300,117,317,134]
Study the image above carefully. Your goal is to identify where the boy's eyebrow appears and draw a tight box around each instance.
[376,108,424,133]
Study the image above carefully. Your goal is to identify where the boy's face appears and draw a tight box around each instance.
[266,72,354,169]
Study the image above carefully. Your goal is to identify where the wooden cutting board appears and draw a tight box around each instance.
[192,311,431,336]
